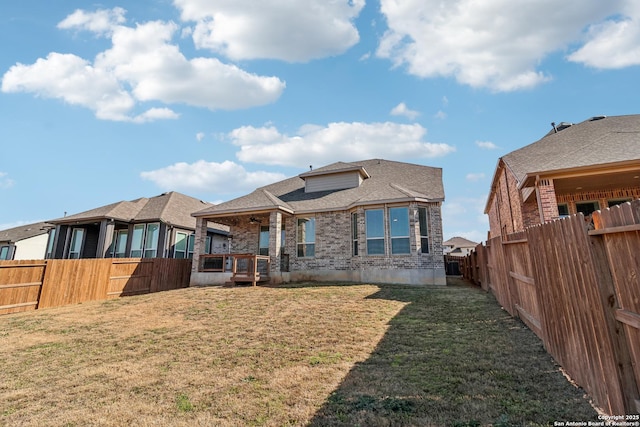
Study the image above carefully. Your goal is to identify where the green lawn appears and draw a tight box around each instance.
[0,277,598,426]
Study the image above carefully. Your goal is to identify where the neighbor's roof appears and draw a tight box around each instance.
[0,221,51,243]
[194,159,444,217]
[49,192,224,231]
[485,114,640,213]
[503,114,640,186]
[443,236,478,248]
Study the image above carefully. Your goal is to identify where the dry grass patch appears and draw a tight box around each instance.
[1,279,597,426]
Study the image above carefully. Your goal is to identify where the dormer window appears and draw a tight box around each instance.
[299,164,370,193]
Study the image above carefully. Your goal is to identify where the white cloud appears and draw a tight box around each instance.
[0,172,15,189]
[390,102,420,120]
[140,160,287,193]
[434,110,447,120]
[1,8,285,122]
[174,0,364,62]
[228,121,456,167]
[568,2,640,68]
[196,132,205,142]
[466,173,485,182]
[57,7,126,35]
[476,141,498,150]
[376,0,620,91]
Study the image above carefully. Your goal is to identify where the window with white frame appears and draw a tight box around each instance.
[68,228,84,259]
[130,223,160,258]
[143,223,159,258]
[297,217,315,257]
[389,207,410,254]
[46,228,56,259]
[174,231,188,259]
[418,207,429,254]
[113,229,128,258]
[365,209,385,255]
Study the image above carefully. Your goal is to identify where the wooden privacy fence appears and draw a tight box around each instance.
[462,200,640,415]
[0,258,192,315]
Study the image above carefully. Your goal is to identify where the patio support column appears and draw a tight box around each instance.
[535,178,560,224]
[269,211,282,276]
[192,217,208,275]
[97,219,115,258]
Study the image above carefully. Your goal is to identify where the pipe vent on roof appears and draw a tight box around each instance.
[556,122,573,131]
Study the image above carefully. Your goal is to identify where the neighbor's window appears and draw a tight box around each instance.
[575,201,600,216]
[297,217,316,257]
[365,209,385,255]
[418,207,429,254]
[188,233,195,258]
[351,212,358,256]
[113,229,128,258]
[143,223,160,258]
[0,245,10,260]
[174,232,188,259]
[68,228,85,259]
[389,207,410,254]
[130,224,145,257]
[557,203,569,218]
[205,235,212,254]
[608,198,631,208]
[45,228,56,259]
[259,225,269,256]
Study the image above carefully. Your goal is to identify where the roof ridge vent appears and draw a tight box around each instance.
[589,115,607,121]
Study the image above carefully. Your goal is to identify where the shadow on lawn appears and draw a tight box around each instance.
[307,277,598,427]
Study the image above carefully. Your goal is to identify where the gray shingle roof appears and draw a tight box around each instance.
[443,236,478,248]
[194,159,444,217]
[503,115,640,185]
[49,192,220,231]
[0,221,51,243]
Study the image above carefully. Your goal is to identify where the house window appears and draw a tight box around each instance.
[258,225,269,256]
[365,209,385,255]
[130,223,160,258]
[389,207,410,254]
[557,204,569,218]
[174,232,188,259]
[188,234,195,258]
[130,224,145,257]
[68,228,85,259]
[418,207,429,254]
[143,223,160,258]
[0,245,10,260]
[205,235,211,254]
[575,201,600,216]
[113,229,128,258]
[351,212,358,256]
[608,198,631,208]
[46,228,56,259]
[297,217,315,257]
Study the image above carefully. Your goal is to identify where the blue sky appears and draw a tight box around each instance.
[1,1,639,243]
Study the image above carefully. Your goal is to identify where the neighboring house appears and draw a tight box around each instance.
[485,115,640,238]
[0,221,51,260]
[46,192,229,259]
[191,159,446,286]
[443,236,478,257]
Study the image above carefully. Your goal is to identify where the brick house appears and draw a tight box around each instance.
[485,115,640,238]
[46,192,229,259]
[191,159,446,286]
